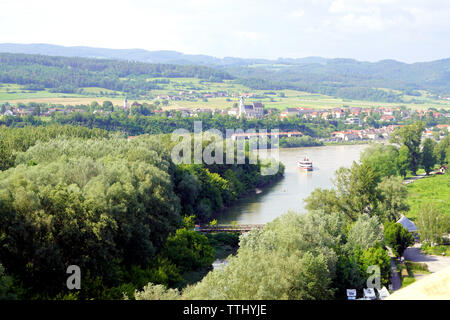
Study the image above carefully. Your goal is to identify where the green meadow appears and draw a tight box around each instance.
[406,172,450,221]
[1,79,450,110]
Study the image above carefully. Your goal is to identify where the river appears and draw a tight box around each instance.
[218,144,369,224]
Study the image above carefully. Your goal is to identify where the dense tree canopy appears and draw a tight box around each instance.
[421,138,437,175]
[377,176,409,222]
[360,143,399,178]
[383,222,414,257]
[0,136,182,297]
[135,209,391,300]
[434,136,450,166]
[390,122,426,175]
[305,160,410,223]
[0,125,283,299]
[0,124,110,170]
[0,53,232,96]
[416,203,448,245]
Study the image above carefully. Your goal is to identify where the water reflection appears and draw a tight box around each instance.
[218,144,368,224]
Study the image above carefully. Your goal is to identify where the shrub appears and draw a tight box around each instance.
[383,222,414,257]
[162,229,215,272]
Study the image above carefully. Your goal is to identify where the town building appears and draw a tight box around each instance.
[238,97,264,119]
[345,117,361,125]
[123,98,130,109]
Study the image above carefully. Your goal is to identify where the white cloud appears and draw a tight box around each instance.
[338,13,385,32]
[0,0,448,62]
[236,32,264,41]
[291,9,305,17]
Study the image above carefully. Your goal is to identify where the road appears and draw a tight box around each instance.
[403,173,427,185]
[386,246,402,291]
[404,244,450,274]
[390,258,402,291]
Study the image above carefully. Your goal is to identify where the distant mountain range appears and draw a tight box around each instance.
[0,43,329,66]
[0,43,449,98]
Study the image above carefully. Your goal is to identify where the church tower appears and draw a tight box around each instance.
[238,96,245,118]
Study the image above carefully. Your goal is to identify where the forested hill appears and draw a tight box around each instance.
[0,52,233,94]
[0,47,449,101]
[231,58,450,98]
[0,43,318,66]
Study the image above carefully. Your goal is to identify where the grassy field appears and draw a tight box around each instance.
[404,168,426,179]
[0,83,129,105]
[406,172,450,221]
[2,80,450,110]
[421,243,450,256]
[398,261,430,288]
[0,84,82,101]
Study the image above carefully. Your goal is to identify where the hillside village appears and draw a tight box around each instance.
[1,96,449,143]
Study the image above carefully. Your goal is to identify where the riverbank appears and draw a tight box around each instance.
[273,137,373,149]
[323,140,372,146]
[178,232,240,288]
[211,161,285,222]
[217,144,369,224]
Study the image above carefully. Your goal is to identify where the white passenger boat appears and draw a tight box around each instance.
[297,156,313,171]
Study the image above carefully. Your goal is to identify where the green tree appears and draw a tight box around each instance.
[183,211,343,300]
[0,139,14,171]
[416,203,447,246]
[377,176,409,222]
[209,219,218,228]
[358,247,392,287]
[397,145,412,178]
[390,122,426,175]
[360,143,399,178]
[134,283,181,300]
[434,136,449,166]
[346,214,383,252]
[289,252,335,300]
[383,222,414,257]
[334,255,365,297]
[0,135,183,298]
[421,138,437,175]
[334,162,381,220]
[32,105,41,116]
[102,100,114,111]
[182,248,334,300]
[0,264,17,300]
[162,229,215,272]
[182,215,196,230]
[90,101,100,110]
[305,162,383,221]
[304,188,340,215]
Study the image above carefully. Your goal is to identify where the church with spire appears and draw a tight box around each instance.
[238,96,264,119]
[123,98,130,110]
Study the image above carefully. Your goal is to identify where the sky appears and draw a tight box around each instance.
[0,0,449,63]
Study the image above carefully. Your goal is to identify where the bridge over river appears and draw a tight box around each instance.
[195,224,265,233]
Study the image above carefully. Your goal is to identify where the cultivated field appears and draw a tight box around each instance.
[2,80,450,111]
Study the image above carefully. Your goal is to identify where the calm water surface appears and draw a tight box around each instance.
[218,144,368,224]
